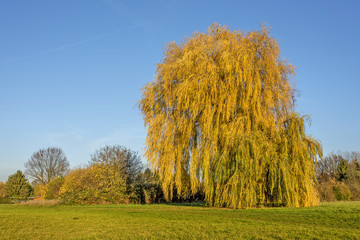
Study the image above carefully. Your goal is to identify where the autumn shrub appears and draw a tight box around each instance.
[59,164,128,204]
[316,178,352,201]
[44,177,65,200]
[0,182,6,198]
[333,181,351,201]
[57,163,168,205]
[32,184,46,198]
[346,182,360,200]
[316,180,337,202]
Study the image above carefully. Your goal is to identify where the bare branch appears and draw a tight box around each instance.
[25,147,70,185]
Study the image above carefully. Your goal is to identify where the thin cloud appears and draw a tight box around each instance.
[0,24,139,65]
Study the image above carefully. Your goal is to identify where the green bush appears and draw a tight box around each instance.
[5,170,32,198]
[0,182,6,198]
[316,180,337,202]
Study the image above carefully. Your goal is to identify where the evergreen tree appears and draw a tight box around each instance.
[6,170,32,198]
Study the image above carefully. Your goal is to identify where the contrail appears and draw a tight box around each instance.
[0,24,138,65]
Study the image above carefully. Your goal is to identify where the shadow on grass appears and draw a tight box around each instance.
[165,202,207,207]
[0,197,12,204]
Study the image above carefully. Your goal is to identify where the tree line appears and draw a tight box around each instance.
[0,146,166,204]
[1,146,359,204]
[316,152,360,201]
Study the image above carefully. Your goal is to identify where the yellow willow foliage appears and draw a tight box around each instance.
[139,24,322,208]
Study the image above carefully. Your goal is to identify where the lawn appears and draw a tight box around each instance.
[0,202,359,239]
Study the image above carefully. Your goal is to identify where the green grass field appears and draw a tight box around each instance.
[0,202,359,240]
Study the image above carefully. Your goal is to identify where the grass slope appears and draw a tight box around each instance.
[0,202,359,239]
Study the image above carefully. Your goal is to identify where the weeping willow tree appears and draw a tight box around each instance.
[139,24,322,208]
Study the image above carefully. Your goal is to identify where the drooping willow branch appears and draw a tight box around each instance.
[139,24,322,208]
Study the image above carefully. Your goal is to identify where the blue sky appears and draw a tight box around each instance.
[1,0,359,181]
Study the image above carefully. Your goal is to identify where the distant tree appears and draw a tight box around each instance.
[25,147,70,185]
[316,152,360,201]
[90,145,143,186]
[344,152,360,183]
[317,153,343,181]
[5,170,32,198]
[139,23,322,208]
[140,168,160,185]
[317,152,355,182]
[0,182,6,198]
[337,159,349,182]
